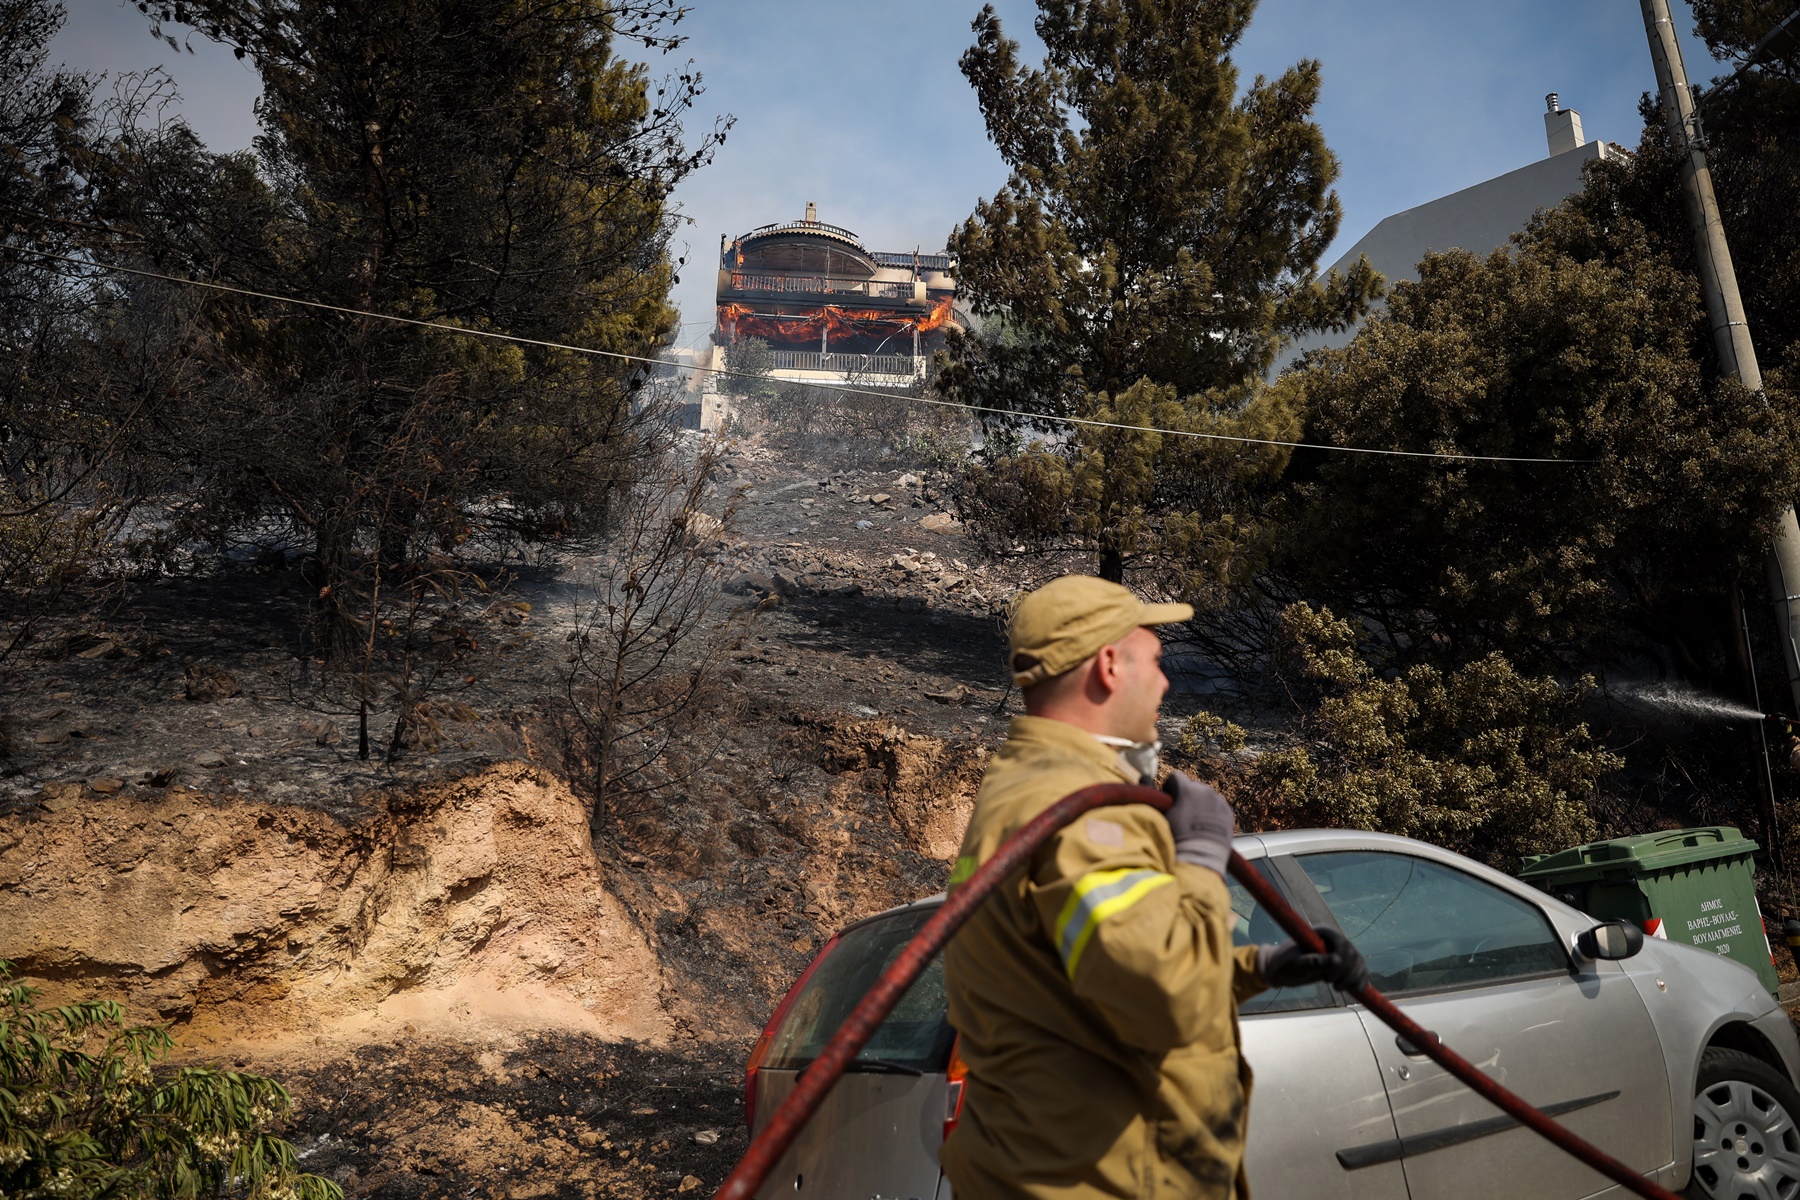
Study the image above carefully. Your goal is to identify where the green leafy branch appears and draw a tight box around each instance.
[0,962,341,1200]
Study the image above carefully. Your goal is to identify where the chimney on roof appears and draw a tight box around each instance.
[1544,93,1585,157]
[805,201,817,223]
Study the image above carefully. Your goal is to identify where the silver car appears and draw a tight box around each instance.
[744,829,1800,1200]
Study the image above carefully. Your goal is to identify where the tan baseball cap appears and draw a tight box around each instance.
[1008,575,1194,687]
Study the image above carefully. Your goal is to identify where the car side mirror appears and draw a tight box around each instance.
[1576,920,1644,961]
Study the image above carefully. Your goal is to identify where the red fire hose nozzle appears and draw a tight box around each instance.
[714,783,1682,1200]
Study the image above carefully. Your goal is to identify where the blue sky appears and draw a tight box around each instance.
[55,0,1727,346]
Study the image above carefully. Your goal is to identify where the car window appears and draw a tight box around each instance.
[1228,867,1333,1015]
[1296,851,1567,995]
[762,905,954,1073]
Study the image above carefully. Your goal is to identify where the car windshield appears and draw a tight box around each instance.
[761,904,954,1074]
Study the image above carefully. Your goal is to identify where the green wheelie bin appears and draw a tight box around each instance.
[1519,826,1778,996]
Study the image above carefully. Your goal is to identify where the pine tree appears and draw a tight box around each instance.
[113,0,726,654]
[941,0,1378,583]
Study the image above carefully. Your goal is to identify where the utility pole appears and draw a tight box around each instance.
[1640,0,1799,865]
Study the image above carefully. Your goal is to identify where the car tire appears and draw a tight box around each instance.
[1686,1046,1800,1200]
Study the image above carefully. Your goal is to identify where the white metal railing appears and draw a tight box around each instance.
[768,351,923,378]
[727,273,915,300]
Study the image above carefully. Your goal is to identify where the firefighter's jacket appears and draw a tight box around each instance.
[941,716,1267,1200]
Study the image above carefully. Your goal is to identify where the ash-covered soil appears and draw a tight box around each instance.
[274,1035,754,1200]
[0,443,1045,812]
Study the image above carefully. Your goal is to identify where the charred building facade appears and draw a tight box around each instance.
[712,204,959,396]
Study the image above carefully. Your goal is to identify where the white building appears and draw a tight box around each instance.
[1280,95,1625,370]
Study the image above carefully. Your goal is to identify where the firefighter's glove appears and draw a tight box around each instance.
[1258,926,1370,994]
[1161,770,1233,877]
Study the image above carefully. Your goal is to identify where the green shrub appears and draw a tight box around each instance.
[0,962,340,1200]
[1180,604,1615,868]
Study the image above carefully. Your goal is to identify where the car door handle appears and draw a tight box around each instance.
[1396,1032,1439,1058]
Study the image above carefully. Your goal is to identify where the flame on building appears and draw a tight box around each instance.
[716,295,956,343]
[712,207,961,387]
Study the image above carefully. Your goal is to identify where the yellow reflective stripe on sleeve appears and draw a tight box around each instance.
[948,855,979,887]
[1054,867,1175,979]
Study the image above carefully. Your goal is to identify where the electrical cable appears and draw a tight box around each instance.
[715,781,1681,1200]
[18,248,1589,466]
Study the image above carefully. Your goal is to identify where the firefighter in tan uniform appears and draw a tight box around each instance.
[942,576,1366,1200]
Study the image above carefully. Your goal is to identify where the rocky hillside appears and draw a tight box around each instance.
[0,440,1093,1200]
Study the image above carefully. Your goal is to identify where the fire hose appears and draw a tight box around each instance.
[714,782,1684,1200]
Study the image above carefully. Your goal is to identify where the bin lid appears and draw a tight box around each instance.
[1519,826,1759,882]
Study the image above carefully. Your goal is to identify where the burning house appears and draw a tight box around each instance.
[702,204,959,426]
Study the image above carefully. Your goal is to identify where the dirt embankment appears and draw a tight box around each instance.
[1,713,984,1051]
[1,763,668,1048]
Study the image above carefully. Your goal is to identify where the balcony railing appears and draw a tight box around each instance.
[726,273,917,301]
[769,351,923,379]
[870,250,954,272]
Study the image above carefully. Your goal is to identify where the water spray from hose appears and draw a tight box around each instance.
[1613,681,1769,722]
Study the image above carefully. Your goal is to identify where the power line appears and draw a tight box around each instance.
[20,248,1587,466]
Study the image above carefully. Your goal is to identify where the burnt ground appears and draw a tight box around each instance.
[0,444,1045,815]
[274,1036,755,1200]
[10,435,1800,1200]
[0,439,1104,1200]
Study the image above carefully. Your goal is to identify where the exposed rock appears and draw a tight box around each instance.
[896,596,927,614]
[43,630,155,662]
[867,493,892,506]
[924,685,970,707]
[88,777,123,794]
[683,511,725,544]
[297,717,340,746]
[488,600,531,627]
[723,573,774,597]
[183,662,241,702]
[193,750,227,769]
[919,512,960,534]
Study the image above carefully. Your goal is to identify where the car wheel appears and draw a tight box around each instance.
[1687,1046,1800,1200]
